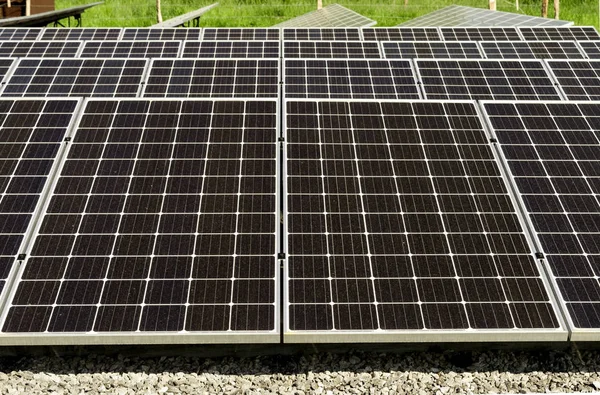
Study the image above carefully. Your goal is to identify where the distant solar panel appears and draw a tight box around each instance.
[479,41,585,59]
[399,5,572,27]
[80,41,181,58]
[182,41,280,58]
[545,60,600,100]
[482,101,600,340]
[0,28,42,41]
[0,98,80,307]
[0,99,279,344]
[1,58,147,98]
[519,26,600,41]
[441,27,522,41]
[39,28,123,41]
[382,41,482,59]
[283,41,380,58]
[577,41,600,59]
[143,59,279,98]
[285,99,566,342]
[202,28,280,41]
[362,27,441,41]
[284,59,420,99]
[0,41,81,58]
[283,28,360,41]
[416,59,561,100]
[122,28,202,41]
[274,4,376,28]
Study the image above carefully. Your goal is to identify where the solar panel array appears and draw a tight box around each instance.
[2,24,600,344]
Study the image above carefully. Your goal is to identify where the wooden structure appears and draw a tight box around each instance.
[0,1,102,26]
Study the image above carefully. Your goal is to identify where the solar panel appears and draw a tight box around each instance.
[0,98,81,309]
[440,27,522,41]
[284,59,420,99]
[0,58,147,98]
[284,99,566,342]
[182,41,280,59]
[361,27,442,41]
[0,41,82,58]
[0,28,42,41]
[416,59,561,101]
[399,5,573,27]
[0,59,15,83]
[274,4,376,28]
[482,101,600,340]
[283,41,381,58]
[39,28,123,41]
[121,28,202,41]
[381,41,482,59]
[545,60,600,100]
[80,41,181,58]
[202,28,280,41]
[283,28,361,41]
[518,26,600,41]
[143,59,279,98]
[0,98,279,344]
[577,41,600,59]
[479,41,585,59]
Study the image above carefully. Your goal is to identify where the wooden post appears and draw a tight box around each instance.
[6,0,10,9]
[25,0,30,16]
[541,0,548,17]
[404,0,408,7]
[489,0,496,10]
[317,0,322,9]
[554,0,559,19]
[515,0,519,10]
[156,0,163,23]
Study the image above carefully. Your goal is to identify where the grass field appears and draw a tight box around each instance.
[60,0,599,28]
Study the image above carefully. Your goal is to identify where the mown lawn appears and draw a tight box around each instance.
[62,0,598,28]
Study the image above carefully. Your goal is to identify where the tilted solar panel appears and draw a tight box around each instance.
[440,27,522,41]
[202,28,280,41]
[0,41,82,58]
[182,41,280,58]
[361,28,442,41]
[0,28,42,41]
[283,41,381,58]
[577,41,600,59]
[283,28,361,41]
[39,28,123,41]
[274,4,376,28]
[546,60,600,100]
[381,41,482,59]
[518,26,600,41]
[479,41,586,59]
[80,41,181,58]
[122,28,202,41]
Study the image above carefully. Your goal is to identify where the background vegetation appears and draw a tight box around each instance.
[59,0,598,28]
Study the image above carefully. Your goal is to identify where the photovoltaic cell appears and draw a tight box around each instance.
[518,26,600,41]
[0,28,42,41]
[182,41,280,59]
[0,98,80,304]
[283,28,361,41]
[285,99,565,342]
[483,101,600,339]
[0,59,15,83]
[381,41,482,59]
[202,28,280,41]
[121,28,202,41]
[284,59,420,99]
[361,28,441,41]
[1,58,147,98]
[479,41,585,59]
[440,27,522,41]
[274,4,376,28]
[0,99,279,343]
[416,59,561,101]
[577,42,600,59]
[39,28,123,41]
[546,60,600,100]
[143,59,279,98]
[0,41,82,58]
[283,41,381,58]
[80,41,181,58]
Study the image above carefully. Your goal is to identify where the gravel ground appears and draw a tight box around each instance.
[1,347,600,394]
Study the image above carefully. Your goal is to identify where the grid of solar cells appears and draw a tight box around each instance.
[284,59,420,99]
[182,41,279,59]
[479,41,585,59]
[285,100,563,339]
[39,28,123,41]
[282,28,361,41]
[283,41,380,58]
[416,60,561,101]
[361,28,441,41]
[1,99,278,338]
[1,58,147,98]
[381,41,482,59]
[546,60,600,100]
[202,28,280,41]
[0,41,82,58]
[80,41,181,58]
[122,28,202,41]
[519,27,600,41]
[143,59,278,98]
[0,98,80,301]
[440,27,522,41]
[0,59,15,83]
[483,101,600,336]
[274,4,376,28]
[0,28,42,41]
[577,42,600,59]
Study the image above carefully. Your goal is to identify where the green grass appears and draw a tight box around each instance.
[62,0,599,28]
